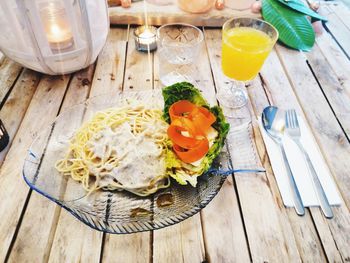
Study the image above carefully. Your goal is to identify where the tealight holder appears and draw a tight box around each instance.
[0,120,9,152]
[0,0,109,75]
[134,26,157,52]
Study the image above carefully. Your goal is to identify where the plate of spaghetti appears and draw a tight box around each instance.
[23,82,230,234]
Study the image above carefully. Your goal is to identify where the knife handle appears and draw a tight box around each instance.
[295,140,333,219]
[279,143,305,216]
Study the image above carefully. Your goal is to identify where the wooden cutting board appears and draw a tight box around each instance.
[109,1,260,27]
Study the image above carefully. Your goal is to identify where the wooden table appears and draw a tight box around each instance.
[0,1,350,262]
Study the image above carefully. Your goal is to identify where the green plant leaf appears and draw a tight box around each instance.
[276,0,327,21]
[262,0,315,51]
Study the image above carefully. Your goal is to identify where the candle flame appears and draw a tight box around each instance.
[50,24,61,36]
[139,28,154,38]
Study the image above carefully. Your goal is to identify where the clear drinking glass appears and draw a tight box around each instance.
[217,18,278,108]
[157,23,204,87]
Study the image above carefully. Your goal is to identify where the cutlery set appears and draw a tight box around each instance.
[262,106,333,218]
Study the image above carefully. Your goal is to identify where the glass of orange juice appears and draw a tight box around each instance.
[218,18,278,109]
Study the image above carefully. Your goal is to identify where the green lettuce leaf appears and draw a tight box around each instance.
[162,82,230,186]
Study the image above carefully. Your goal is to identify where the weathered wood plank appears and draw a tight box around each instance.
[275,44,350,262]
[0,58,22,104]
[103,233,150,263]
[123,28,153,92]
[0,69,40,165]
[204,28,300,263]
[48,27,128,263]
[309,31,350,137]
[7,66,94,263]
[306,43,350,137]
[109,2,260,27]
[327,1,350,32]
[153,215,205,263]
[89,26,128,97]
[199,28,251,263]
[200,176,251,263]
[0,75,70,262]
[321,4,350,57]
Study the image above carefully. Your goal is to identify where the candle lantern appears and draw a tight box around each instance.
[0,0,109,75]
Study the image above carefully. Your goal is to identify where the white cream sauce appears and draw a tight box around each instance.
[87,121,166,188]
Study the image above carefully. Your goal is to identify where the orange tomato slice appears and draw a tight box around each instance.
[173,137,209,163]
[167,124,200,149]
[189,106,216,133]
[171,117,200,136]
[169,100,197,122]
[167,100,216,163]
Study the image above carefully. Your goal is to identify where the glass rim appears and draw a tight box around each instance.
[222,17,279,51]
[134,25,157,39]
[157,23,204,47]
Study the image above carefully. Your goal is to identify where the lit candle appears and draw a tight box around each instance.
[40,2,74,52]
[45,23,74,51]
[134,26,157,52]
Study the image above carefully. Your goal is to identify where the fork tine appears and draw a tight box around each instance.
[290,110,295,128]
[291,110,299,128]
[285,110,290,128]
[286,109,292,128]
[289,110,295,128]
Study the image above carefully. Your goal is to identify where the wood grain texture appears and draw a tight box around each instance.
[311,32,350,137]
[306,43,350,136]
[0,69,40,165]
[109,2,260,27]
[275,44,350,262]
[153,215,205,263]
[321,4,350,57]
[0,75,70,262]
[8,66,94,263]
[0,58,22,104]
[123,29,153,92]
[89,26,128,97]
[103,233,151,263]
[327,1,350,31]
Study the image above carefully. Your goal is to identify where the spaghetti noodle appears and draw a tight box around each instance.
[55,104,170,196]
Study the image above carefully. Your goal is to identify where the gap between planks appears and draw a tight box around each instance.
[5,73,78,263]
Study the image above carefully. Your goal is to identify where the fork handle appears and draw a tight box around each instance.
[295,140,334,219]
[278,144,305,216]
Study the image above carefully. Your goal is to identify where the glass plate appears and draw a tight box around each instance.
[22,90,231,234]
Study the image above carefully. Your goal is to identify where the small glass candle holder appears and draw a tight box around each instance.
[134,26,157,52]
[0,120,9,152]
[40,2,75,53]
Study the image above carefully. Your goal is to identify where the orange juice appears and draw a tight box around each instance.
[222,27,273,81]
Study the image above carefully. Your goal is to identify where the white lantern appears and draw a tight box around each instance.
[0,0,109,75]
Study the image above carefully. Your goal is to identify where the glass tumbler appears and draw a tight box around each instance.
[157,23,204,87]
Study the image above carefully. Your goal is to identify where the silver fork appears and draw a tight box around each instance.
[285,110,333,219]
